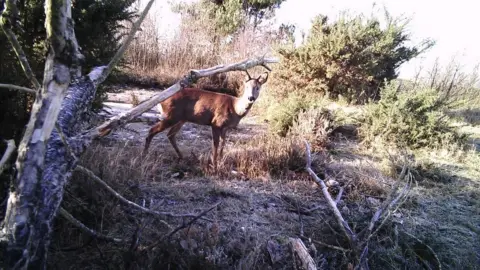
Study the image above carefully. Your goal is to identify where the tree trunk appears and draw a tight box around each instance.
[0,0,82,268]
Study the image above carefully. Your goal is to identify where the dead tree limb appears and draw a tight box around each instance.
[299,236,349,253]
[359,164,410,240]
[0,0,42,90]
[335,187,344,204]
[0,139,16,176]
[75,166,207,222]
[365,175,411,243]
[290,238,317,270]
[0,84,36,94]
[304,140,356,247]
[142,202,221,252]
[58,207,125,243]
[2,0,84,267]
[303,139,414,269]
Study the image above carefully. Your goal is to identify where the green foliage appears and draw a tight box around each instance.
[359,81,468,149]
[271,12,433,104]
[266,92,327,136]
[72,0,136,71]
[174,0,285,37]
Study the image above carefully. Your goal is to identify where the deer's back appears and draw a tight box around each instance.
[160,88,237,127]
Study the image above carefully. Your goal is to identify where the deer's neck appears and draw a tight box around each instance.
[233,95,254,118]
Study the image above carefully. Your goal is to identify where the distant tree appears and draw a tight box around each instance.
[271,12,435,104]
[210,0,285,27]
[173,0,285,37]
[277,23,296,44]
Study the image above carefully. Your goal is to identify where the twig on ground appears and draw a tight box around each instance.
[335,187,344,205]
[58,207,124,243]
[75,165,207,224]
[359,163,411,240]
[400,230,442,270]
[119,126,140,134]
[303,138,417,269]
[300,236,349,253]
[0,139,16,176]
[302,205,325,214]
[290,238,317,270]
[142,202,221,252]
[304,140,356,247]
[366,173,411,242]
[296,202,305,237]
[123,199,145,270]
[356,244,370,270]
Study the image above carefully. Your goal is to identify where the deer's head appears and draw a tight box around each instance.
[243,71,268,103]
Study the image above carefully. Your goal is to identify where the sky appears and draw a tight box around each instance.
[143,0,479,80]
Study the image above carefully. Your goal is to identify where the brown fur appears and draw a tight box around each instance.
[143,72,268,171]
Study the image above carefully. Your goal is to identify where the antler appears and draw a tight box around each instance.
[261,63,272,72]
[245,69,252,81]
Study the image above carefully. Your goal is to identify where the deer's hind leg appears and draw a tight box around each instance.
[167,121,185,159]
[143,120,175,156]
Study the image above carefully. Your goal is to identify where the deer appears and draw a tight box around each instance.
[142,70,269,170]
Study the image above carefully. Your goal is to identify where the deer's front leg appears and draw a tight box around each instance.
[219,129,227,158]
[211,127,221,171]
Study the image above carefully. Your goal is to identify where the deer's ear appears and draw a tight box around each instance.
[258,72,269,84]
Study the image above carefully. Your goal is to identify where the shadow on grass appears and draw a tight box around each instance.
[402,162,480,270]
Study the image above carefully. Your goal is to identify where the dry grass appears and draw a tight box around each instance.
[48,115,420,269]
[119,9,279,94]
[205,135,314,181]
[48,142,337,269]
[48,117,480,269]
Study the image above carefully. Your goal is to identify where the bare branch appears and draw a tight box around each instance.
[58,207,125,243]
[0,0,41,90]
[304,140,356,246]
[76,57,278,142]
[400,230,442,270]
[359,163,410,240]
[366,174,411,242]
[75,166,208,222]
[0,83,36,94]
[290,238,317,270]
[142,202,221,252]
[335,187,344,205]
[0,139,16,176]
[93,0,156,86]
[300,236,349,253]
